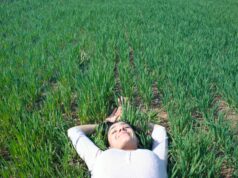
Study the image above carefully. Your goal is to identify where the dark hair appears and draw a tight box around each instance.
[96,121,114,147]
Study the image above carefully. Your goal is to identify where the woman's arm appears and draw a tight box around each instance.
[151,124,168,166]
[67,102,123,171]
[67,125,102,172]
[70,124,98,136]
[71,106,122,135]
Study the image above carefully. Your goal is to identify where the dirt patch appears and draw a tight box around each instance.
[34,83,48,109]
[123,33,168,129]
[153,108,169,130]
[62,93,80,125]
[150,81,169,129]
[129,47,134,67]
[133,89,144,108]
[214,96,238,130]
[190,109,208,131]
[151,81,160,108]
[136,81,169,130]
[221,160,235,178]
[25,71,60,112]
[191,110,203,120]
[124,45,143,108]
[213,96,237,177]
[68,153,88,171]
[113,47,122,96]
[70,93,79,120]
[0,147,10,161]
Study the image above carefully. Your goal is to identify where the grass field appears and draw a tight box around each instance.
[1,0,238,177]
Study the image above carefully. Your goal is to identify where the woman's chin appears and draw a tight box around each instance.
[119,137,137,149]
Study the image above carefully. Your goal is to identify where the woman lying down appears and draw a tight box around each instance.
[67,101,168,178]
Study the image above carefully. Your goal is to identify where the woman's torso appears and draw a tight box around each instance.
[91,148,166,178]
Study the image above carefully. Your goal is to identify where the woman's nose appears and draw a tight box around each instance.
[118,126,126,132]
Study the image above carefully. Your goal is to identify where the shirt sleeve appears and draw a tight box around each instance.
[67,126,102,171]
[151,125,168,168]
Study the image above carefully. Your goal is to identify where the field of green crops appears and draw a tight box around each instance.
[1,0,238,177]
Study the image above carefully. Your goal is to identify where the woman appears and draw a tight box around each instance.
[67,102,168,178]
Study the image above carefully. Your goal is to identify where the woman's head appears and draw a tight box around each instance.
[107,121,138,150]
[96,120,151,150]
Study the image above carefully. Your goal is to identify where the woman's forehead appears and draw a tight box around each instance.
[109,121,129,131]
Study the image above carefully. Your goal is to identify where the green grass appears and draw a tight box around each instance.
[1,0,238,177]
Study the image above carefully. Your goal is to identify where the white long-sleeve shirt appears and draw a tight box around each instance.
[68,125,168,178]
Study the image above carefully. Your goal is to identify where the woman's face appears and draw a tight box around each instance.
[107,121,138,150]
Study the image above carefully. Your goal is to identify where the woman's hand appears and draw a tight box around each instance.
[105,97,127,122]
[105,97,128,122]
[105,106,122,122]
